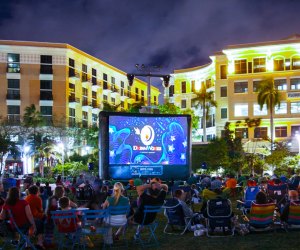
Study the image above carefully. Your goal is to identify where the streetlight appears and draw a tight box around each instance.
[58,142,64,180]
[127,64,171,112]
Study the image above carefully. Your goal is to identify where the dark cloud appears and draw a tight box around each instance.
[1,0,300,98]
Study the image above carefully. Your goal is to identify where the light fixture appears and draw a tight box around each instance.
[126,74,135,86]
[162,75,171,87]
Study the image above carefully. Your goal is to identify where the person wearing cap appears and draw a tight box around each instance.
[133,178,168,238]
[280,190,300,222]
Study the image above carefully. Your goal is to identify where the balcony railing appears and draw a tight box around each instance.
[82,74,92,83]
[69,95,80,103]
[69,68,80,78]
[40,91,53,100]
[6,93,20,100]
[82,100,92,107]
[92,100,99,108]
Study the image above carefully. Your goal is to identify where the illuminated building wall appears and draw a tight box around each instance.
[0,40,160,127]
[170,35,300,146]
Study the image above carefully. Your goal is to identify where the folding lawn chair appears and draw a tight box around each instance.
[81,208,110,249]
[237,186,260,215]
[163,198,194,235]
[267,184,288,210]
[134,205,162,248]
[246,202,276,232]
[51,209,84,250]
[1,210,37,250]
[206,198,234,237]
[283,202,300,231]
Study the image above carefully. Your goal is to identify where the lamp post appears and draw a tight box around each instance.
[127,64,171,112]
[58,142,64,180]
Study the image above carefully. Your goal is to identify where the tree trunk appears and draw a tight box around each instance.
[202,100,207,142]
[270,100,274,152]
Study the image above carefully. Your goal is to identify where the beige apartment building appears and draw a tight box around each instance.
[169,35,300,151]
[0,40,160,127]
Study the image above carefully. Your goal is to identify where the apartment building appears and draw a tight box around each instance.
[169,35,300,150]
[0,40,160,127]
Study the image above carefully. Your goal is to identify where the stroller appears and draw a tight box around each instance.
[237,186,260,215]
[206,198,234,237]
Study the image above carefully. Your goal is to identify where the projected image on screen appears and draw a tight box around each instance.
[109,116,188,166]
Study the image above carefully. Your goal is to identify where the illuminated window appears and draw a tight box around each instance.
[220,86,227,97]
[220,65,227,79]
[191,80,196,92]
[221,108,227,119]
[275,102,287,114]
[234,81,248,93]
[274,79,287,91]
[235,128,248,139]
[253,80,262,92]
[254,127,268,139]
[234,59,247,74]
[181,99,187,109]
[181,81,186,93]
[234,104,248,116]
[291,102,300,113]
[290,78,300,90]
[253,58,266,73]
[7,53,20,73]
[292,56,300,70]
[273,58,284,71]
[253,104,268,116]
[291,126,300,136]
[275,126,287,138]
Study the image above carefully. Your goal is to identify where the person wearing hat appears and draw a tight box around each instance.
[133,178,168,239]
[280,190,300,222]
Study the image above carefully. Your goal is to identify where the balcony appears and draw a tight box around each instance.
[40,65,53,74]
[82,74,92,84]
[69,95,80,104]
[92,79,101,90]
[82,99,92,107]
[103,81,111,94]
[40,91,53,100]
[7,115,20,125]
[69,68,80,79]
[92,100,100,109]
[6,93,20,100]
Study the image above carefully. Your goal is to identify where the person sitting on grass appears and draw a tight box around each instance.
[255,191,269,204]
[133,178,168,239]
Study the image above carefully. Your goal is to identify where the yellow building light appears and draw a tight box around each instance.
[266,58,274,71]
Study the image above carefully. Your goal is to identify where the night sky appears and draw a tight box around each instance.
[1,0,300,90]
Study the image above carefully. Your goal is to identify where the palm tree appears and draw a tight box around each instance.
[192,82,217,142]
[257,78,281,152]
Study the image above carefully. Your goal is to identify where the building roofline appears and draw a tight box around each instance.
[173,62,212,74]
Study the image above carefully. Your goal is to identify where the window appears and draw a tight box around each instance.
[7,79,20,100]
[292,56,300,70]
[253,104,268,116]
[234,104,248,116]
[82,111,88,127]
[7,53,20,73]
[253,58,266,73]
[111,97,115,105]
[275,102,287,114]
[40,80,53,100]
[220,86,227,97]
[235,128,248,139]
[221,108,227,119]
[82,87,88,97]
[291,102,300,113]
[220,65,227,79]
[69,58,75,67]
[181,81,186,93]
[285,59,291,70]
[69,108,75,117]
[274,58,284,71]
[92,68,97,77]
[82,64,87,73]
[121,81,125,96]
[290,78,300,90]
[92,91,97,99]
[41,55,52,64]
[291,126,300,136]
[135,88,139,101]
[154,96,157,105]
[234,59,247,74]
[275,126,287,138]
[254,127,268,139]
[191,80,196,92]
[121,101,124,108]
[274,79,287,90]
[103,73,108,89]
[7,105,20,114]
[40,55,53,74]
[253,80,262,92]
[181,99,187,109]
[234,81,248,93]
[69,83,75,92]
[103,95,108,101]
[40,80,52,89]
[92,114,98,125]
[169,85,174,97]
[40,106,52,116]
[103,73,108,81]
[111,77,115,84]
[248,62,252,73]
[141,90,145,103]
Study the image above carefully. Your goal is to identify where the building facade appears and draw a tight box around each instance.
[169,35,300,151]
[0,40,160,127]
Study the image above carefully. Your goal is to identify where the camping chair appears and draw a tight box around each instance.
[237,186,260,215]
[108,205,130,247]
[134,205,162,248]
[206,198,234,237]
[0,210,37,250]
[51,209,84,250]
[163,198,194,235]
[81,209,110,249]
[244,202,276,232]
[267,184,288,210]
[283,202,300,231]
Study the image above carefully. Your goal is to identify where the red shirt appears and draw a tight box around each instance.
[3,199,30,228]
[56,210,80,233]
[25,194,44,220]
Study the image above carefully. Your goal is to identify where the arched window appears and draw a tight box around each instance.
[292,56,300,70]
[273,57,284,71]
